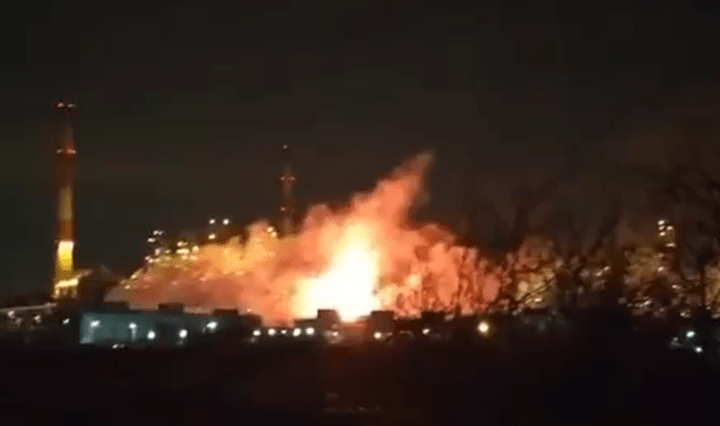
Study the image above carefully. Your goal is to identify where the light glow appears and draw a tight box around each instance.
[295,222,381,322]
[55,240,74,280]
[478,321,490,335]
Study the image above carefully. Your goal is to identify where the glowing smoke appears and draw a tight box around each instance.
[109,152,497,324]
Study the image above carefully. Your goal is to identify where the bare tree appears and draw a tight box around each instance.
[659,121,720,311]
[545,207,621,308]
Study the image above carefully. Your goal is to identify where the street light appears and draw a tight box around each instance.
[477,320,490,336]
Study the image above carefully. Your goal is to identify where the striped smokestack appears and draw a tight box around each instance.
[53,100,78,299]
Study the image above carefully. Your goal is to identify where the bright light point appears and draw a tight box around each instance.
[687,330,696,339]
[129,323,137,329]
[658,220,665,226]
[478,321,490,335]
[253,329,261,337]
[90,320,100,328]
[179,329,188,339]
[223,218,230,225]
[206,321,218,331]
[209,218,216,225]
[268,328,276,336]
[293,328,302,337]
[281,329,287,335]
[62,318,70,325]
[208,233,216,240]
[374,331,382,340]
[422,328,430,335]
[695,346,703,353]
[147,330,156,340]
[305,327,315,336]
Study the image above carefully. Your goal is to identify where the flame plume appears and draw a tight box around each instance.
[109,152,496,324]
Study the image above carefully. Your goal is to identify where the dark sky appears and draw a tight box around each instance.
[4,1,719,297]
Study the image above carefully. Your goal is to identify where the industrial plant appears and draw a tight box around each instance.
[0,100,718,365]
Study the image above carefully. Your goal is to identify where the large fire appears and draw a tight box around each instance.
[108,153,501,324]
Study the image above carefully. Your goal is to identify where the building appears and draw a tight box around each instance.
[77,305,259,347]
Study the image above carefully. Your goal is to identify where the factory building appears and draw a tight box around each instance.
[77,304,261,347]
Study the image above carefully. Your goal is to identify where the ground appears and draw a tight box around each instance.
[0,337,715,425]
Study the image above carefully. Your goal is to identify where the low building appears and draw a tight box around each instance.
[78,306,253,347]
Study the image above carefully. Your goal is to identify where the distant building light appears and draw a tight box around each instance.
[34,314,42,323]
[268,328,276,336]
[695,346,703,354]
[223,218,230,225]
[305,327,315,336]
[253,329,261,337]
[147,330,156,340]
[206,321,218,332]
[8,310,15,319]
[686,330,696,339]
[293,328,302,337]
[208,233,216,240]
[281,329,288,335]
[209,218,216,225]
[90,320,100,328]
[179,329,188,339]
[477,320,490,335]
[422,328,431,335]
[129,323,137,330]
[658,219,666,226]
[374,331,383,340]
[62,318,70,325]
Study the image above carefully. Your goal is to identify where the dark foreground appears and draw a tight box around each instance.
[0,335,716,426]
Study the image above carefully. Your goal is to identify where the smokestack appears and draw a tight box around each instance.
[280,144,296,237]
[53,100,78,300]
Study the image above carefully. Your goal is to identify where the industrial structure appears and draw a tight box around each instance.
[279,144,296,237]
[53,100,80,300]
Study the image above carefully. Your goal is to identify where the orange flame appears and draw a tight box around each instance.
[110,152,502,324]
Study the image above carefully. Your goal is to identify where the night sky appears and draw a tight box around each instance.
[5,1,719,297]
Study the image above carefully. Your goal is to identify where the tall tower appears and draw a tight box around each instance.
[53,100,78,299]
[280,144,296,237]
